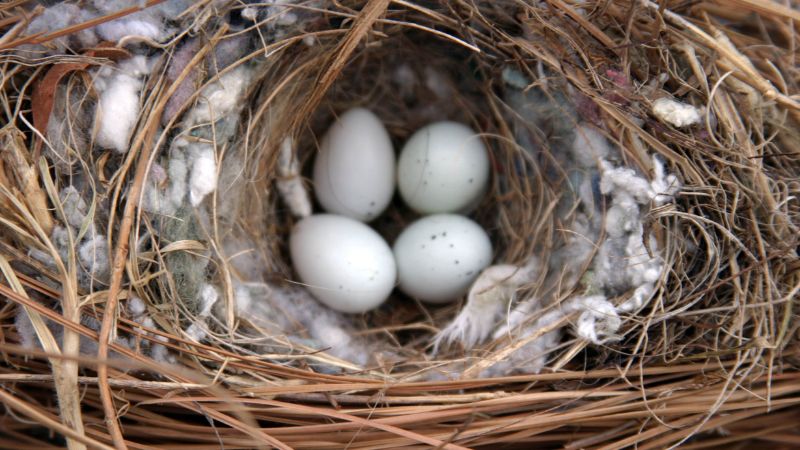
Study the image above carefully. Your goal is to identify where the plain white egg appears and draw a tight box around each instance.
[397,121,490,214]
[393,214,492,303]
[290,214,396,313]
[313,108,395,221]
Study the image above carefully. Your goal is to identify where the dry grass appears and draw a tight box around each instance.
[0,0,799,448]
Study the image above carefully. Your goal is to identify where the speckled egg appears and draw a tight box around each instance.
[397,121,490,214]
[393,214,492,303]
[290,214,396,313]
[313,108,395,221]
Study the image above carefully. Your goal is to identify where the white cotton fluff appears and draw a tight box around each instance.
[187,144,218,206]
[130,311,175,363]
[435,258,540,351]
[620,283,655,313]
[276,138,312,218]
[198,283,219,317]
[591,154,679,294]
[183,284,220,343]
[501,67,530,90]
[571,296,621,344]
[59,186,89,230]
[649,155,681,205]
[168,146,190,207]
[78,233,110,282]
[264,284,372,366]
[223,236,273,281]
[93,56,151,153]
[185,66,253,127]
[599,162,654,204]
[475,153,678,376]
[92,0,190,43]
[242,7,259,22]
[150,338,176,364]
[142,143,191,214]
[127,296,147,317]
[184,322,207,342]
[263,1,301,27]
[572,124,612,168]
[96,19,168,43]
[233,283,255,316]
[600,156,680,207]
[482,300,562,377]
[93,0,192,17]
[652,97,702,128]
[480,294,622,377]
[19,4,98,56]
[141,162,170,213]
[392,64,417,99]
[14,307,38,349]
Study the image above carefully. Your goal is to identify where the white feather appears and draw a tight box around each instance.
[435,258,540,351]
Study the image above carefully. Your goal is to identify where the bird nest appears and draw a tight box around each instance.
[1,1,799,448]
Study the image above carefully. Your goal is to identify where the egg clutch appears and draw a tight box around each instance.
[289,108,492,314]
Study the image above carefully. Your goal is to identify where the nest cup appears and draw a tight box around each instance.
[2,1,799,448]
[199,25,569,372]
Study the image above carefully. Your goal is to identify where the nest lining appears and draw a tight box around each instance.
[144,10,681,380]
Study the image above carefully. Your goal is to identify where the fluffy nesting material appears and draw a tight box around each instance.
[276,138,312,218]
[92,0,193,18]
[18,3,98,56]
[127,295,147,317]
[480,294,623,377]
[96,18,167,43]
[166,145,190,209]
[245,1,314,33]
[59,186,89,230]
[15,307,132,358]
[571,295,622,343]
[187,143,218,207]
[18,1,192,59]
[197,283,220,317]
[438,107,680,376]
[222,235,275,281]
[480,298,561,378]
[143,139,219,213]
[184,65,253,127]
[14,307,38,349]
[184,284,219,342]
[92,0,192,43]
[129,304,177,364]
[434,258,540,351]
[572,124,612,169]
[29,185,113,289]
[45,82,93,170]
[651,97,702,128]
[77,233,110,284]
[208,34,254,74]
[246,283,374,367]
[92,56,152,153]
